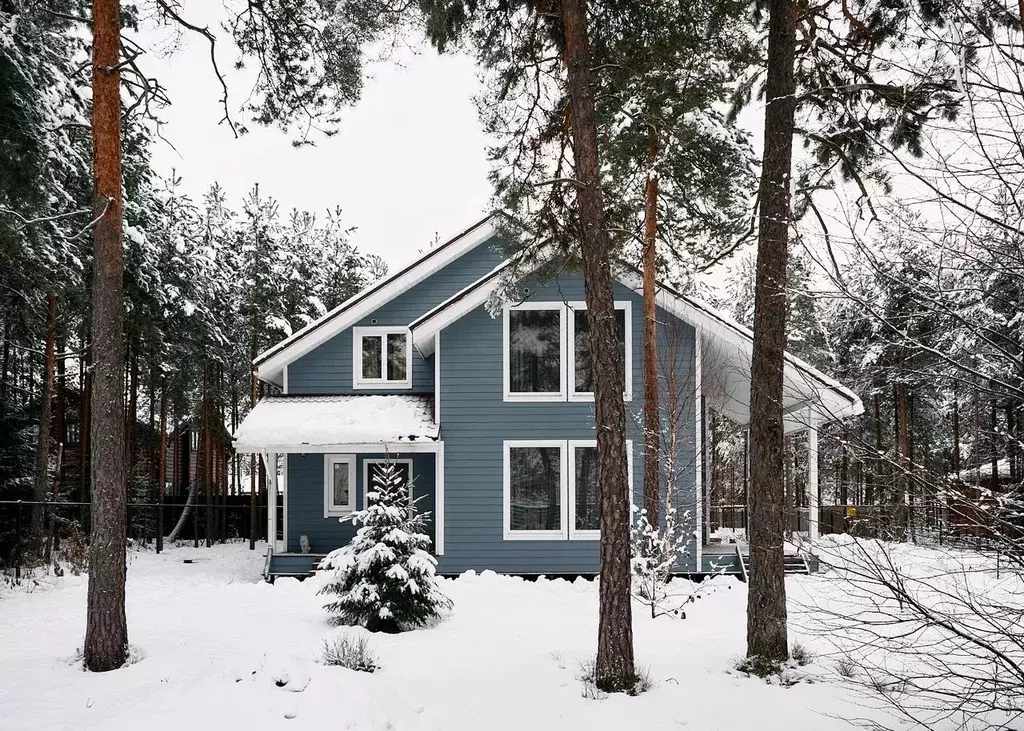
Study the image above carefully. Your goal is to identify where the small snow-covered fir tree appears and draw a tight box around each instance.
[318,459,451,633]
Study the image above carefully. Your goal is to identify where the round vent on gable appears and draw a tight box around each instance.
[370,318,378,324]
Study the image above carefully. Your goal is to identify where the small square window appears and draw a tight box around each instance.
[353,328,411,388]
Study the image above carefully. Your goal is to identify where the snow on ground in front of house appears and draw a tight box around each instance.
[2,541,921,731]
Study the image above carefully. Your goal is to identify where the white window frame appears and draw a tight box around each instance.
[502,302,567,402]
[362,458,415,508]
[324,454,357,517]
[352,326,413,389]
[567,300,633,402]
[502,440,568,540]
[567,439,634,540]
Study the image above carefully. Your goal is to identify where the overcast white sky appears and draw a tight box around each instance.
[138,17,493,269]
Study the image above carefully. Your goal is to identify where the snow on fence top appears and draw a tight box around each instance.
[233,395,438,452]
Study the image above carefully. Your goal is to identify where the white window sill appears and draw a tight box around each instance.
[568,392,632,403]
[503,392,566,403]
[324,509,355,519]
[568,531,600,541]
[503,530,567,541]
[353,381,412,390]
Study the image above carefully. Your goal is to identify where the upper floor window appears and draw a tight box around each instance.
[504,303,565,401]
[569,302,631,401]
[502,301,631,402]
[65,421,81,445]
[353,327,412,389]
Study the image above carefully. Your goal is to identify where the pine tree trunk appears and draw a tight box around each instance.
[84,0,129,672]
[157,382,167,553]
[33,295,58,543]
[895,383,911,538]
[642,126,661,528]
[0,317,10,407]
[745,0,796,666]
[559,0,635,692]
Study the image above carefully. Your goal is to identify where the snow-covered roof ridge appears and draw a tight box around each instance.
[233,394,438,453]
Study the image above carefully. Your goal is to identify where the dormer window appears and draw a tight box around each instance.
[353,327,412,389]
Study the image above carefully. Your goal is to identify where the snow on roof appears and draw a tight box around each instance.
[233,395,438,453]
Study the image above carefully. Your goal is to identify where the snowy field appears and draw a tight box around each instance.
[0,540,973,731]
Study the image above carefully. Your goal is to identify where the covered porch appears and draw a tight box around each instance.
[684,300,864,573]
[233,394,443,580]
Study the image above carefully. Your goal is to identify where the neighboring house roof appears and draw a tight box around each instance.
[954,458,1014,483]
[233,395,438,453]
[409,254,862,429]
[254,214,500,386]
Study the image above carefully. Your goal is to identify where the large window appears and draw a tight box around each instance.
[504,305,564,400]
[504,441,566,539]
[503,440,632,540]
[353,327,411,388]
[363,458,414,508]
[570,304,631,400]
[503,302,631,402]
[324,455,356,517]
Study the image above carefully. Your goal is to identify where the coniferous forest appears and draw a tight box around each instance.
[3,0,1024,726]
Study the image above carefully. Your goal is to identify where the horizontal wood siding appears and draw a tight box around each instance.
[436,274,697,574]
[288,242,505,394]
[286,452,436,554]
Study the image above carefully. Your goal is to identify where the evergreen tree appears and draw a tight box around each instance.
[319,461,451,633]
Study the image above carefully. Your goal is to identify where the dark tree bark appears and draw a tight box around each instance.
[33,295,58,542]
[84,0,129,673]
[745,0,797,666]
[157,382,167,553]
[560,0,636,692]
[642,126,661,527]
[0,316,10,407]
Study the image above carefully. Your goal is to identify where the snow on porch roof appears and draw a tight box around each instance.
[233,395,438,453]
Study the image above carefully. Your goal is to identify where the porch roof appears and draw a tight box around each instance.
[233,394,438,453]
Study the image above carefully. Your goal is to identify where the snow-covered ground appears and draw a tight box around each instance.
[0,541,938,731]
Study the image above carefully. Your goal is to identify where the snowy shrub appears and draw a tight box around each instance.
[630,506,694,618]
[790,642,813,666]
[834,655,858,679]
[318,459,451,633]
[319,634,378,673]
[577,656,653,698]
[735,654,783,678]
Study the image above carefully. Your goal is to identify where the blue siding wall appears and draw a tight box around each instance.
[285,452,436,553]
[436,274,697,574]
[288,241,505,394]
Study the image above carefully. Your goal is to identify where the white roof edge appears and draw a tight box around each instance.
[408,258,863,424]
[254,214,500,385]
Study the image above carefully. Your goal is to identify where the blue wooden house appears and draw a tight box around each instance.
[233,215,863,579]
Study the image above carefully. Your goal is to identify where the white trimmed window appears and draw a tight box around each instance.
[503,303,566,401]
[503,301,631,402]
[568,301,632,401]
[363,458,414,508]
[503,439,632,541]
[324,454,356,517]
[353,327,412,389]
[503,440,567,539]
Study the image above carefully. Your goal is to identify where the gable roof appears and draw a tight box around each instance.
[253,213,500,386]
[409,256,862,428]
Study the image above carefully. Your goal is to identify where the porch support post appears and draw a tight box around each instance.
[806,415,819,542]
[263,451,278,552]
